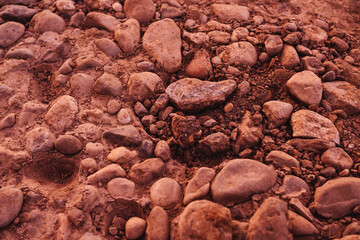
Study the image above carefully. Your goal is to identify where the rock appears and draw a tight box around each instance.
[265,35,283,56]
[107,146,138,165]
[56,0,76,16]
[211,4,249,21]
[183,167,215,205]
[88,164,126,183]
[171,200,232,240]
[231,27,249,41]
[219,42,257,67]
[84,12,120,31]
[67,206,84,227]
[107,178,135,199]
[171,114,202,148]
[314,177,360,218]
[150,93,169,115]
[278,175,310,204]
[114,18,140,54]
[154,140,171,162]
[284,32,301,45]
[32,10,65,33]
[286,70,323,105]
[247,197,292,240]
[211,159,277,205]
[70,73,95,98]
[302,25,328,45]
[185,49,212,79]
[330,37,349,53]
[143,19,182,73]
[0,5,37,23]
[125,217,147,240]
[208,30,231,44]
[321,148,353,171]
[302,56,325,74]
[69,11,85,27]
[0,113,16,130]
[323,81,360,115]
[103,125,141,146]
[129,158,165,184]
[280,45,300,69]
[55,135,83,155]
[291,109,340,145]
[198,132,230,154]
[85,142,103,157]
[0,187,23,228]
[150,178,182,208]
[127,72,164,101]
[182,30,209,45]
[124,0,155,24]
[45,95,78,132]
[339,235,360,240]
[286,138,336,153]
[166,78,237,112]
[5,48,34,59]
[79,232,102,240]
[262,100,293,129]
[265,150,300,169]
[288,210,318,236]
[25,127,56,152]
[334,58,360,88]
[95,38,121,57]
[146,206,169,240]
[343,222,360,236]
[93,73,123,97]
[0,22,25,48]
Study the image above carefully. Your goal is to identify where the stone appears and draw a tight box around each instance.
[129,158,165,184]
[208,30,231,44]
[150,178,182,208]
[286,70,323,105]
[265,150,300,169]
[211,159,277,206]
[103,125,141,146]
[198,132,230,154]
[302,25,328,45]
[219,42,257,67]
[32,10,65,33]
[278,175,310,204]
[0,113,16,130]
[231,27,249,41]
[79,232,102,240]
[93,73,123,97]
[150,94,169,115]
[284,32,301,45]
[183,167,215,205]
[171,114,202,148]
[69,12,85,27]
[125,217,147,240]
[114,18,140,54]
[343,222,360,236]
[291,109,340,145]
[5,48,34,59]
[321,147,353,171]
[339,235,360,240]
[55,135,83,155]
[211,4,249,21]
[107,178,135,199]
[0,5,37,23]
[84,12,120,31]
[85,142,103,157]
[171,200,232,240]
[302,56,325,74]
[95,38,121,57]
[265,35,283,56]
[0,187,23,228]
[247,197,292,240]
[288,210,318,236]
[330,37,349,53]
[25,127,56,152]
[323,81,360,115]
[124,0,155,24]
[56,0,76,16]
[134,102,149,117]
[87,164,126,183]
[185,49,212,79]
[146,206,169,240]
[280,45,300,69]
[334,58,360,88]
[45,95,78,132]
[166,78,237,112]
[143,19,182,73]
[182,30,209,45]
[107,146,138,165]
[67,207,84,227]
[286,138,336,153]
[70,73,95,98]
[0,22,25,48]
[127,72,164,101]
[154,140,171,162]
[262,100,293,129]
[314,177,360,218]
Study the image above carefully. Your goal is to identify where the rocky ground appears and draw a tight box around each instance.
[0,0,360,239]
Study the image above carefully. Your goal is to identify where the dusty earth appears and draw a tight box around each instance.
[0,0,360,239]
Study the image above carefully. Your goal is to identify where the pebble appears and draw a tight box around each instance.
[75,55,103,70]
[127,72,164,101]
[56,0,76,16]
[69,11,85,27]
[296,45,312,56]
[107,178,135,199]
[154,140,171,162]
[265,35,284,56]
[84,12,120,31]
[107,99,121,114]
[150,178,182,208]
[55,135,83,155]
[70,73,95,98]
[79,232,102,240]
[166,78,237,112]
[0,22,25,48]
[211,4,249,21]
[25,127,55,152]
[182,30,209,45]
[208,30,230,44]
[95,38,121,57]
[286,138,335,153]
[143,18,182,73]
[343,222,360,236]
[198,132,230,154]
[114,18,140,54]
[291,109,340,144]
[238,81,251,96]
[146,206,169,240]
[93,73,123,97]
[231,27,249,41]
[124,0,155,24]
[137,61,154,72]
[278,175,310,204]
[280,44,300,69]
[171,114,202,147]
[5,48,34,60]
[219,41,258,67]
[262,100,293,129]
[302,24,328,45]
[284,32,301,45]
[0,5,37,23]
[150,93,169,115]
[117,108,132,125]
[32,10,65,33]
[321,147,353,171]
[185,49,212,79]
[0,113,16,130]
[81,157,98,172]
[302,56,325,74]
[0,187,23,228]
[183,167,215,205]
[125,217,147,240]
[128,158,165,184]
[330,37,349,53]
[87,164,126,183]
[211,159,277,206]
[286,70,323,105]
[85,142,103,157]
[103,125,141,146]
[288,210,319,236]
[265,150,300,169]
[107,146,138,165]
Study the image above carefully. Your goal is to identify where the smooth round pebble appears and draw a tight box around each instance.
[125,217,147,240]
[150,178,182,208]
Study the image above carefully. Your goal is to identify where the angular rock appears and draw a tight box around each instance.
[286,70,323,106]
[93,73,123,97]
[265,150,300,169]
[87,164,126,183]
[185,49,212,79]
[288,210,318,236]
[291,109,340,144]
[314,177,360,218]
[334,58,360,88]
[166,78,237,112]
[265,35,283,56]
[263,100,293,129]
[0,187,23,228]
[146,206,169,240]
[0,113,16,130]
[32,10,65,33]
[143,19,182,73]
[302,25,328,45]
[125,217,147,240]
[219,42,257,67]
[127,72,164,101]
[95,38,121,57]
[103,125,141,146]
[70,73,95,98]
[247,197,292,240]
[286,138,336,153]
[183,167,215,205]
[124,0,155,24]
[323,81,360,115]
[0,22,25,48]
[302,56,325,74]
[25,127,56,153]
[211,4,249,21]
[321,147,353,171]
[84,12,120,31]
[114,18,140,54]
[55,135,83,155]
[182,30,209,45]
[107,178,135,200]
[171,200,232,240]
[211,159,277,205]
[208,30,231,44]
[198,132,230,154]
[150,178,182,208]
[0,5,37,23]
[128,158,165,184]
[278,175,310,204]
[171,114,202,148]
[280,44,300,69]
